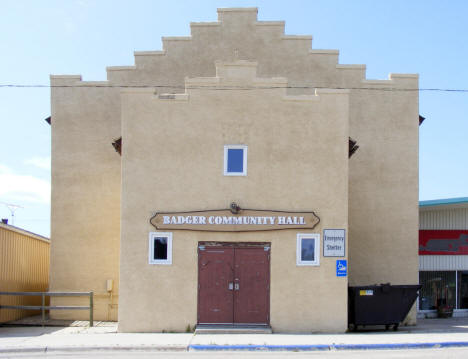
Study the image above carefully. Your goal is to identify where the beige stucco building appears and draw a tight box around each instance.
[49,8,419,333]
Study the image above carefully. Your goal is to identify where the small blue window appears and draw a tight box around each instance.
[227,149,244,173]
[224,145,247,176]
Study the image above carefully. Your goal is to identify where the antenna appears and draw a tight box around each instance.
[0,201,24,226]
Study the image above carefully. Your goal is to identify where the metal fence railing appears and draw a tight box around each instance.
[0,291,93,326]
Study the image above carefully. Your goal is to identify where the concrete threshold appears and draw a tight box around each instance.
[195,324,272,334]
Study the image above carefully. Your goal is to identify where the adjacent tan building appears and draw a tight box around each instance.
[49,8,419,332]
[0,221,50,323]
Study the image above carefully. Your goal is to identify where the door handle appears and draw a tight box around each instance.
[228,282,233,290]
[234,283,240,291]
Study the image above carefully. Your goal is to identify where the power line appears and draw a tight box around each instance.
[0,83,467,92]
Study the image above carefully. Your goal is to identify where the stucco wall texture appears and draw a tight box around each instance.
[49,8,419,330]
[119,62,349,332]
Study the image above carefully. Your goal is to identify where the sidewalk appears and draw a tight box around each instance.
[1,318,468,353]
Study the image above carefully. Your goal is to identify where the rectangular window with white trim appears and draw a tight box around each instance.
[149,232,172,265]
[296,233,320,266]
[224,145,247,176]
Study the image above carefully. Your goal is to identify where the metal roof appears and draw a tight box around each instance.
[0,222,50,243]
[419,197,468,207]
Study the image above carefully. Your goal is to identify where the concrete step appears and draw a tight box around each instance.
[195,324,272,334]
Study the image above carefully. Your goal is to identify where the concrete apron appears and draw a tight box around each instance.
[1,318,468,353]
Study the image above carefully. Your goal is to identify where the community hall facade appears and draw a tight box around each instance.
[48,8,419,333]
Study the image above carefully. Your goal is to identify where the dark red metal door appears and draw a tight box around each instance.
[198,247,234,324]
[234,247,270,324]
[198,244,270,325]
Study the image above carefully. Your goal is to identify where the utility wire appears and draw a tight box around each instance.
[0,84,467,92]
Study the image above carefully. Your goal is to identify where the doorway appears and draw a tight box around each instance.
[197,242,270,325]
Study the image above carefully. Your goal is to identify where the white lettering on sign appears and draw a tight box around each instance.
[152,210,320,232]
[323,229,346,257]
[163,215,307,226]
[163,215,208,225]
[277,216,305,225]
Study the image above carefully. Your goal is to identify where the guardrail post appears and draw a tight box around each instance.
[89,292,94,327]
[41,293,45,326]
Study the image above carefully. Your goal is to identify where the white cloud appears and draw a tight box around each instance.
[0,165,50,204]
[25,157,51,171]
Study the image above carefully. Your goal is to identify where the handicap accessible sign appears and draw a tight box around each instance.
[336,260,347,277]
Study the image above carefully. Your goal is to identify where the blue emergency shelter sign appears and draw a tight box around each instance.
[336,260,347,277]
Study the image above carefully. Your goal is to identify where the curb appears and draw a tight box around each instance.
[0,345,187,354]
[188,341,468,351]
[2,341,468,353]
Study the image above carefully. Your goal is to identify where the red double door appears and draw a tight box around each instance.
[198,243,270,325]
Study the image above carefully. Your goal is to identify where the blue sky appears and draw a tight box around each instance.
[1,0,467,237]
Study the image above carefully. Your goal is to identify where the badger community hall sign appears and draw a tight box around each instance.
[150,207,320,232]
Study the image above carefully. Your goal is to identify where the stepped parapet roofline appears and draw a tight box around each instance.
[50,7,418,90]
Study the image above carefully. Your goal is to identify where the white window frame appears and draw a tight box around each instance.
[148,232,172,265]
[296,233,320,266]
[224,145,248,176]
